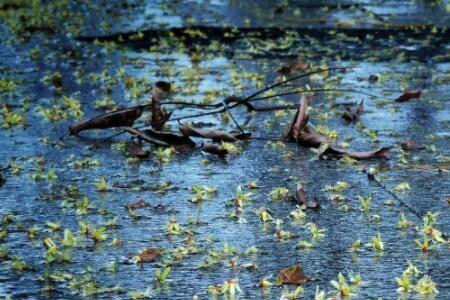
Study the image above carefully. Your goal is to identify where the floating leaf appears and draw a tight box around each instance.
[125,199,150,209]
[319,145,391,160]
[396,90,421,102]
[330,273,353,297]
[296,131,330,148]
[180,124,241,142]
[126,142,149,158]
[62,229,76,247]
[415,275,438,295]
[365,233,384,251]
[283,96,331,148]
[277,60,308,74]
[69,106,143,135]
[270,187,290,201]
[90,225,107,242]
[342,101,364,122]
[11,255,29,271]
[95,177,108,192]
[45,246,71,263]
[276,264,309,285]
[256,207,273,222]
[294,183,319,209]
[155,266,171,282]
[142,128,195,147]
[133,248,161,263]
[394,182,410,192]
[401,139,424,151]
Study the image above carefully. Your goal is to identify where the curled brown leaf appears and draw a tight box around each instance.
[342,100,364,122]
[142,128,195,147]
[69,106,143,135]
[276,265,310,285]
[284,96,309,141]
[395,90,421,102]
[126,142,149,158]
[201,142,228,156]
[294,183,319,209]
[284,96,330,148]
[179,124,243,142]
[292,96,309,140]
[134,248,161,263]
[320,145,391,160]
[296,132,330,148]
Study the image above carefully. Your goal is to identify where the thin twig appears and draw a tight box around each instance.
[251,104,298,111]
[364,170,422,219]
[242,67,352,101]
[222,101,245,134]
[249,136,288,143]
[248,88,394,102]
[149,68,355,115]
[378,165,450,173]
[159,101,218,108]
[156,87,392,111]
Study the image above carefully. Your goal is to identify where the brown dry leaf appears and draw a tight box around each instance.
[342,101,364,122]
[284,96,309,141]
[201,142,228,156]
[320,145,391,160]
[231,131,252,140]
[69,106,143,135]
[277,60,309,74]
[395,90,421,102]
[179,124,242,142]
[143,128,195,147]
[294,183,319,209]
[135,248,161,263]
[276,265,310,285]
[151,81,171,131]
[126,199,150,209]
[283,96,329,148]
[401,139,424,151]
[126,142,149,158]
[296,132,330,148]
